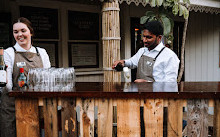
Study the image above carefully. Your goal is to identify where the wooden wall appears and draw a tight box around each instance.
[76,72,104,82]
[185,12,220,81]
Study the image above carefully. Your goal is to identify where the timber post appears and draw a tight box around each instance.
[102,0,121,83]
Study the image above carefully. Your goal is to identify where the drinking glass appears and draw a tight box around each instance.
[28,67,76,91]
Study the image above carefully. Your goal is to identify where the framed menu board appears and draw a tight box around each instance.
[0,12,11,49]
[34,41,58,67]
[20,6,59,39]
[69,42,99,68]
[68,11,99,40]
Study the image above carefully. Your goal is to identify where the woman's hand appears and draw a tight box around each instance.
[5,65,8,84]
[134,79,148,83]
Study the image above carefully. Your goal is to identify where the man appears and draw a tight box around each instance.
[112,20,180,82]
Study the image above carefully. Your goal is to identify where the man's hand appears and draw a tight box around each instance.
[112,60,125,69]
[134,79,148,83]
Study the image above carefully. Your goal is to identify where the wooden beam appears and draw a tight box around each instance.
[61,98,77,137]
[144,99,163,137]
[15,98,40,137]
[43,98,58,137]
[187,99,208,137]
[77,98,95,137]
[117,99,141,137]
[167,99,183,137]
[98,99,113,137]
[102,0,121,82]
[214,99,220,137]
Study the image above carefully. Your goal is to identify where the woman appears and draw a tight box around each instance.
[1,17,51,137]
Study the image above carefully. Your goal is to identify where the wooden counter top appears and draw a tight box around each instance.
[9,82,220,99]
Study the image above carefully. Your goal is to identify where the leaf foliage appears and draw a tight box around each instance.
[140,10,174,43]
[141,0,190,44]
[145,0,190,19]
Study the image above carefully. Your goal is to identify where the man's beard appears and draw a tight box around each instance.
[144,38,158,50]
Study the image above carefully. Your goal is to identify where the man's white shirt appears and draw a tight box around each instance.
[124,42,180,82]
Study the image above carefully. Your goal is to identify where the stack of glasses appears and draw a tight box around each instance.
[27,67,76,91]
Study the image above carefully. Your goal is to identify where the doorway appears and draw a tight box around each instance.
[130,17,142,82]
[173,21,185,81]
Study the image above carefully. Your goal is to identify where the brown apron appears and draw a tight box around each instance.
[0,46,43,137]
[136,47,165,82]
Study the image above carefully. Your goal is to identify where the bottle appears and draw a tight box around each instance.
[123,67,130,82]
[18,67,27,88]
[114,62,124,71]
[0,47,7,87]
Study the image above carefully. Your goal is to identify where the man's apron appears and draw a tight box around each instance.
[0,46,43,137]
[136,47,165,82]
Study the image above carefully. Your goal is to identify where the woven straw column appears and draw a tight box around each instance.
[102,0,121,83]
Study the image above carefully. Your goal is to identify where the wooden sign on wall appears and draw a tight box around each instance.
[68,42,99,68]
[34,41,59,67]
[20,6,59,39]
[68,11,99,40]
[0,12,11,49]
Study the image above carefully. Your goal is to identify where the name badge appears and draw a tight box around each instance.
[16,62,26,67]
[146,61,153,66]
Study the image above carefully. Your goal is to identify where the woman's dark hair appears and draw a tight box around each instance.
[143,20,163,36]
[13,17,34,36]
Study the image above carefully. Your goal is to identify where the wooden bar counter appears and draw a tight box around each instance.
[9,82,220,137]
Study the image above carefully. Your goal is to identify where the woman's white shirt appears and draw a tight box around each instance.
[4,43,51,89]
